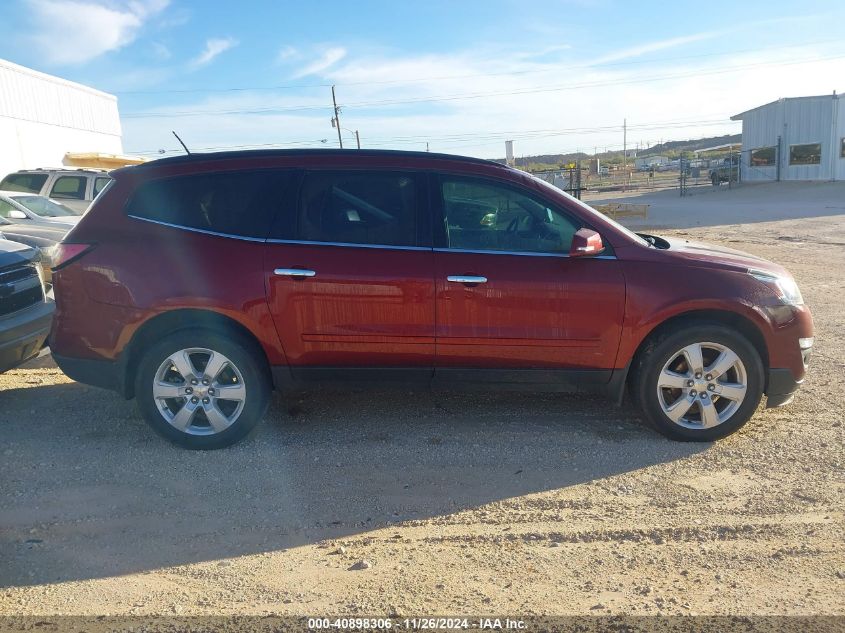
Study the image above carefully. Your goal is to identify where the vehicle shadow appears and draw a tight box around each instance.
[0,377,707,587]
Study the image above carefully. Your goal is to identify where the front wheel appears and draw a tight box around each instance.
[134,329,271,449]
[632,324,764,441]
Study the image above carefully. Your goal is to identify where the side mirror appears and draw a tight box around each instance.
[8,209,28,220]
[569,228,604,257]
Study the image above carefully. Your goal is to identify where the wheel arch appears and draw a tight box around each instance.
[120,308,272,399]
[624,308,770,395]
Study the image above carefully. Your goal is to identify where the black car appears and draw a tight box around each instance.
[0,239,54,374]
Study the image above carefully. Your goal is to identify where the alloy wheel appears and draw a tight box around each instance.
[152,347,247,435]
[656,341,748,430]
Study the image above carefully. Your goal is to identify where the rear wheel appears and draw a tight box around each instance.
[632,324,764,441]
[134,329,270,449]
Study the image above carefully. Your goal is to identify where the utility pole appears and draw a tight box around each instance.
[426,142,429,152]
[331,85,343,149]
[622,118,627,172]
[355,130,361,150]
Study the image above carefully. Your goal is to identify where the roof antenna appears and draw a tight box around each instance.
[172,131,191,155]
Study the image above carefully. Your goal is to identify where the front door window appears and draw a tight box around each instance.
[441,178,579,254]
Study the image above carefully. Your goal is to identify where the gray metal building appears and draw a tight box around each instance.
[731,93,843,181]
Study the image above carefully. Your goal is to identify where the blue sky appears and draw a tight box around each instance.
[1,0,844,158]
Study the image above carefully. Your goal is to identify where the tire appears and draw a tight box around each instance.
[631,324,764,441]
[134,328,271,449]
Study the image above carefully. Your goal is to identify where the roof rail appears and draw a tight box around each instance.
[131,148,507,169]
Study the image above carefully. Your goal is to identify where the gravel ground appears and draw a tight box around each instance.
[0,212,843,621]
[587,180,845,230]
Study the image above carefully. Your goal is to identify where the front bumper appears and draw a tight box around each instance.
[765,367,802,408]
[0,299,55,373]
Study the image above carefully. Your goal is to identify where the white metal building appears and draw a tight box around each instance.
[731,93,844,181]
[634,155,669,170]
[0,58,123,178]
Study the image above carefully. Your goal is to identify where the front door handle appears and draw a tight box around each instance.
[447,275,487,284]
[274,268,316,278]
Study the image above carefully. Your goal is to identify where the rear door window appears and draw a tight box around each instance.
[296,171,420,247]
[0,173,48,193]
[125,170,295,239]
[50,176,87,200]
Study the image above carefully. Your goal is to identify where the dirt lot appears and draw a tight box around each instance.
[1,193,844,622]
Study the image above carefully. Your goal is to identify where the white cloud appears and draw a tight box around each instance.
[590,31,721,65]
[121,41,843,160]
[188,36,238,69]
[292,47,346,79]
[276,45,298,64]
[26,0,169,65]
[150,41,171,60]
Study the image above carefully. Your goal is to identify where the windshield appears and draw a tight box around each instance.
[13,195,77,217]
[526,173,651,247]
[0,173,48,193]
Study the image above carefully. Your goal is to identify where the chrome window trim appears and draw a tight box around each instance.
[434,247,616,260]
[127,215,267,243]
[125,216,618,260]
[266,239,431,252]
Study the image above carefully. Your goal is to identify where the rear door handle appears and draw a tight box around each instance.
[447,275,487,284]
[274,268,316,278]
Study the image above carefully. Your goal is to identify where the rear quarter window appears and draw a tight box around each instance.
[0,173,48,193]
[93,177,112,197]
[125,170,295,239]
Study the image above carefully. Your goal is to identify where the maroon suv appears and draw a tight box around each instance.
[49,150,813,449]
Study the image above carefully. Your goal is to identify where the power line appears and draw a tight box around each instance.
[359,121,736,148]
[337,114,734,143]
[120,52,845,118]
[128,116,738,155]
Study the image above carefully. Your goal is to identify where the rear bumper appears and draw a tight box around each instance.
[0,299,54,373]
[52,352,128,396]
[765,367,802,408]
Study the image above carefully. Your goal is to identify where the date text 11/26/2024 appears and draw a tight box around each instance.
[307,617,527,630]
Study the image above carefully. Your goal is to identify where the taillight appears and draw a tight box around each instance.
[51,243,94,271]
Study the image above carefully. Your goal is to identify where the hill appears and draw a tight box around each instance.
[495,133,741,170]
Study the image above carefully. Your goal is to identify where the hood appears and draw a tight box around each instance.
[44,215,81,226]
[0,238,36,268]
[660,236,788,277]
[0,222,69,243]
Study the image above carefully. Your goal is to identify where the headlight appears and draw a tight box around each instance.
[749,269,804,305]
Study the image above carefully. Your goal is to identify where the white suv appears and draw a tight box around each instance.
[0,169,113,213]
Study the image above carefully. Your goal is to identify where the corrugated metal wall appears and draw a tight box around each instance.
[0,58,122,175]
[0,59,120,134]
[739,95,842,181]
